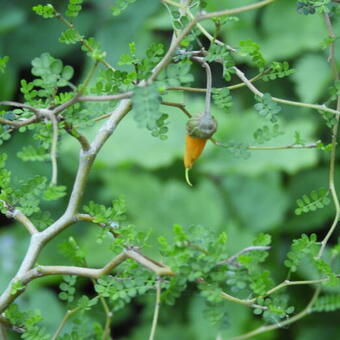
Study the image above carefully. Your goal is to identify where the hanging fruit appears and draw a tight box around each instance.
[183,58,217,186]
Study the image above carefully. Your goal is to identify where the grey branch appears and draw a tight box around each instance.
[233,66,340,116]
[21,248,173,282]
[219,246,271,266]
[10,209,38,235]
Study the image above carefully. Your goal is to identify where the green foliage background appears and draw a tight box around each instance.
[0,0,339,339]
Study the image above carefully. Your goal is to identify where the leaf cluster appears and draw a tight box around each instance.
[205,44,235,81]
[295,188,331,215]
[0,56,9,74]
[239,40,266,71]
[253,124,283,144]
[212,88,233,112]
[254,93,281,122]
[263,61,295,81]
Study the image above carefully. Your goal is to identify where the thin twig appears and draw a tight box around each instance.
[200,0,276,21]
[161,101,192,117]
[148,277,162,340]
[50,113,59,186]
[63,121,91,151]
[162,0,184,8]
[22,248,173,283]
[228,288,321,340]
[100,294,113,340]
[233,66,340,116]
[0,101,40,115]
[186,9,236,52]
[218,246,271,266]
[78,92,133,102]
[51,307,80,340]
[317,12,340,258]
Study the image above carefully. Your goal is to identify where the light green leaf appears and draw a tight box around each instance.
[292,54,330,103]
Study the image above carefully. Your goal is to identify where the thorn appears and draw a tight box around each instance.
[185,168,193,187]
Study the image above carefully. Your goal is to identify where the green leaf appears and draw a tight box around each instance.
[32,4,55,19]
[212,88,233,111]
[10,280,25,295]
[263,61,295,81]
[158,60,193,86]
[0,56,9,74]
[253,124,284,144]
[313,294,340,312]
[132,84,162,130]
[284,233,319,272]
[17,146,49,162]
[294,188,330,215]
[292,54,330,103]
[59,28,83,45]
[254,93,281,122]
[239,39,266,71]
[43,185,67,201]
[65,0,84,18]
[205,43,235,81]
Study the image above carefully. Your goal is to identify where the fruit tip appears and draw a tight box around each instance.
[185,168,193,187]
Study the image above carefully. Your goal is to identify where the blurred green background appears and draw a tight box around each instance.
[0,0,339,339]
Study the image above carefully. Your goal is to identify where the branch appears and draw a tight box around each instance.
[161,0,184,8]
[0,315,24,334]
[10,209,38,235]
[200,0,276,21]
[51,307,80,340]
[233,66,340,116]
[161,101,192,117]
[186,9,236,53]
[50,113,59,186]
[77,92,132,103]
[318,12,340,258]
[263,277,339,297]
[63,121,91,151]
[24,248,173,281]
[0,101,41,115]
[247,143,318,151]
[228,288,321,340]
[0,100,133,313]
[218,246,271,266]
[219,292,267,311]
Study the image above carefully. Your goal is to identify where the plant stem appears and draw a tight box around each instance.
[50,113,59,186]
[51,307,80,340]
[200,0,276,21]
[228,287,320,340]
[161,101,192,118]
[233,66,340,116]
[317,12,340,258]
[100,295,113,340]
[186,9,236,52]
[79,61,99,94]
[148,278,161,340]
